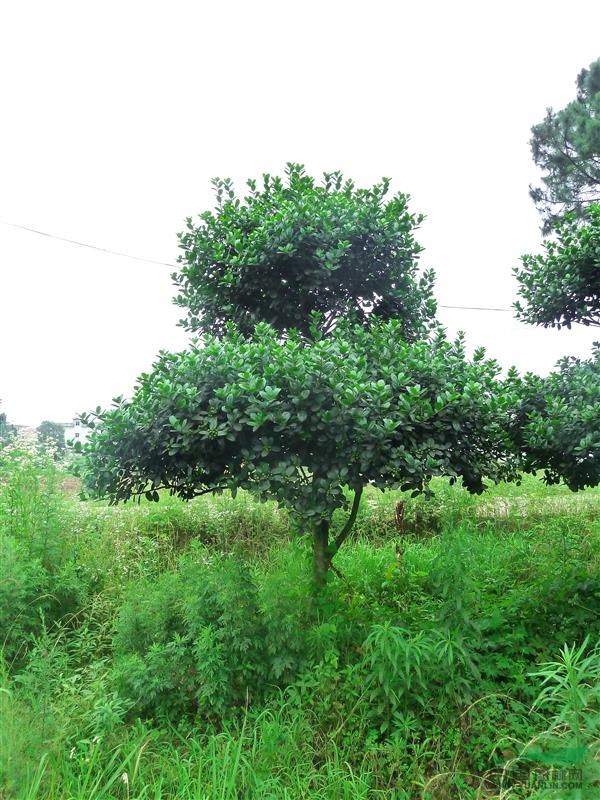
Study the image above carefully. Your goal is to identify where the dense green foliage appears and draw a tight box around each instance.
[112,550,312,721]
[0,444,89,665]
[1,451,600,798]
[81,320,518,581]
[510,347,600,491]
[514,204,600,329]
[530,58,600,232]
[36,421,66,458]
[173,164,436,338]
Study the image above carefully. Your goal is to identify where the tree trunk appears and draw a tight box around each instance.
[313,518,331,589]
[312,487,364,590]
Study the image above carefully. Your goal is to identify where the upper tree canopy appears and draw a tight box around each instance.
[530,58,600,233]
[514,204,600,329]
[173,163,436,339]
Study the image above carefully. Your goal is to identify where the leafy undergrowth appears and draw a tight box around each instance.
[1,444,599,798]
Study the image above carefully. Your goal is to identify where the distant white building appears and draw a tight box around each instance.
[62,417,92,445]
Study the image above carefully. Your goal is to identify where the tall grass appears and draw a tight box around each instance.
[1,445,599,799]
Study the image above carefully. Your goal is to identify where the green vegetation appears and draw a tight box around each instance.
[0,401,16,447]
[2,444,599,798]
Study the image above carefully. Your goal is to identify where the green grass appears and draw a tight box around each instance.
[1,449,599,799]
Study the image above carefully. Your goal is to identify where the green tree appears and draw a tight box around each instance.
[514,204,600,329]
[81,320,517,586]
[0,402,16,447]
[173,163,436,339]
[37,420,66,458]
[509,347,600,491]
[529,58,600,233]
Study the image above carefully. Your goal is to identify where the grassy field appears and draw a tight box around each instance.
[1,445,599,799]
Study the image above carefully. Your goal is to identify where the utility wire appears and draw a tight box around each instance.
[1,220,176,268]
[1,219,514,312]
[439,304,510,312]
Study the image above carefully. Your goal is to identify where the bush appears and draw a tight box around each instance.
[113,547,314,721]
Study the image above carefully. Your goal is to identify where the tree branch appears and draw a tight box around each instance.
[334,485,363,552]
[191,485,229,498]
[559,133,600,187]
[125,482,228,500]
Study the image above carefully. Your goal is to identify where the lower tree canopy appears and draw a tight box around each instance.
[80,319,518,523]
[514,205,600,329]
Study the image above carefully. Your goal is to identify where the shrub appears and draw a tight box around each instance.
[113,549,305,721]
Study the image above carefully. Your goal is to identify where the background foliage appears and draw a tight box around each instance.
[0,401,16,448]
[510,347,600,491]
[529,57,600,232]
[36,421,66,460]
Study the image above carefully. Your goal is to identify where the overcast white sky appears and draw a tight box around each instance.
[1,1,599,426]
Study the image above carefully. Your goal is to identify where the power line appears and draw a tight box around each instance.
[1,220,177,268]
[439,304,510,312]
[1,219,514,312]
